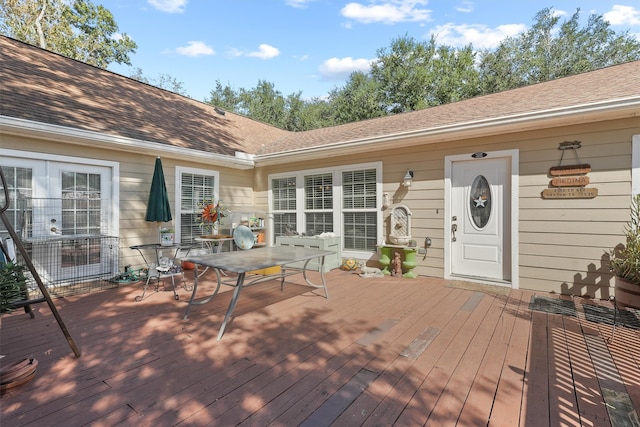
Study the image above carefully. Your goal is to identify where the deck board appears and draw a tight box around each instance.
[1,270,639,426]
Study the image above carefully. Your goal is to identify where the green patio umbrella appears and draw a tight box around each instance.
[145,156,172,223]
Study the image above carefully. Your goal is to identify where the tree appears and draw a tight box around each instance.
[328,71,387,124]
[206,80,242,113]
[0,0,137,68]
[370,34,480,113]
[130,67,188,97]
[239,80,287,127]
[479,7,640,93]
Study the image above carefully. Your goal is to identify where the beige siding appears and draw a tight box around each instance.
[3,116,637,297]
[256,117,638,298]
[2,134,256,270]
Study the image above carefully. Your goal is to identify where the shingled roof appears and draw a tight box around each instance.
[256,60,640,156]
[2,35,639,161]
[0,36,288,156]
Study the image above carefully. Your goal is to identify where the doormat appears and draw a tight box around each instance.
[582,304,640,330]
[445,281,510,297]
[529,296,576,317]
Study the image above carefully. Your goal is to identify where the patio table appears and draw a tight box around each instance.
[183,246,334,340]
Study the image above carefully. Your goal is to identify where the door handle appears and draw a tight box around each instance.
[451,223,457,242]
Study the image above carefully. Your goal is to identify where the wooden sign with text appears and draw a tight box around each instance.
[549,164,591,176]
[542,187,598,199]
[551,176,590,187]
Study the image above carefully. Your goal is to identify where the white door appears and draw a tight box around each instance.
[450,157,511,282]
[1,158,114,284]
[48,163,113,281]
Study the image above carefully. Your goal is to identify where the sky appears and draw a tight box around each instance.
[103,0,640,102]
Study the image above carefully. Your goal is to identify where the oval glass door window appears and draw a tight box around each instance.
[469,175,491,228]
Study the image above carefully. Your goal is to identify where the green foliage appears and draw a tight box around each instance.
[328,71,386,124]
[609,194,640,285]
[0,0,137,68]
[478,8,640,93]
[0,262,27,314]
[130,67,188,96]
[371,34,480,113]
[207,80,242,113]
[201,7,640,130]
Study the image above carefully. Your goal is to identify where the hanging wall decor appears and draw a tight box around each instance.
[542,141,598,199]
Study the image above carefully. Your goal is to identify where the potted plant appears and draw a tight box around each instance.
[609,193,640,308]
[197,199,229,238]
[0,262,27,314]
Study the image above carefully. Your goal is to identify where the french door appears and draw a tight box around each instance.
[1,157,114,284]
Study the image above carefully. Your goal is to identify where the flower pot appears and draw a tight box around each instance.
[614,276,640,309]
[182,261,195,270]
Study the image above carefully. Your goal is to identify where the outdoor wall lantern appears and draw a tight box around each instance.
[403,170,414,187]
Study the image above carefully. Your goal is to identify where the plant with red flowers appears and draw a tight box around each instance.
[197,199,228,236]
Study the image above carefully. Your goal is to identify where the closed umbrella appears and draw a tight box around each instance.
[145,156,172,223]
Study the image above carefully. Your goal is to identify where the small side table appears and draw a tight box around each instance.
[377,244,418,278]
[130,243,193,301]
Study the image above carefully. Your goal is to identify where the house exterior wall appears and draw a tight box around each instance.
[2,115,637,298]
[1,134,257,271]
[255,116,639,298]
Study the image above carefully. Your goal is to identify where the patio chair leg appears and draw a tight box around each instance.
[171,275,179,300]
[136,276,154,302]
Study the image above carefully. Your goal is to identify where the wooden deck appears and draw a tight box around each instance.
[1,269,639,426]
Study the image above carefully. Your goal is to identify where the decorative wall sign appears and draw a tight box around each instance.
[542,188,598,198]
[542,140,597,199]
[551,176,590,187]
[549,164,591,176]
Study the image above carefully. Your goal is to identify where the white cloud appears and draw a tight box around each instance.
[431,23,526,49]
[318,57,373,80]
[247,44,281,59]
[341,0,431,24]
[456,1,473,13]
[285,0,317,8]
[175,41,215,56]
[148,0,187,13]
[604,5,640,26]
[228,44,280,59]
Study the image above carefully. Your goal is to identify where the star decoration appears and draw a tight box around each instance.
[473,197,486,208]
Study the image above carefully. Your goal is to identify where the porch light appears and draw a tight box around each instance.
[403,170,414,187]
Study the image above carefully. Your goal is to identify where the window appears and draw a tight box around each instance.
[272,177,297,237]
[469,174,491,229]
[304,173,333,236]
[176,167,218,244]
[61,171,102,236]
[0,166,32,239]
[270,163,381,255]
[342,169,378,251]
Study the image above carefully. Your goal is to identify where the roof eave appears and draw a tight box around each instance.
[0,116,256,170]
[253,97,640,167]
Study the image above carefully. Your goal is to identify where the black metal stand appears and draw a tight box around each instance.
[0,169,81,358]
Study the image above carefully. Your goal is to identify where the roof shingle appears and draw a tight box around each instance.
[0,36,288,156]
[2,35,639,158]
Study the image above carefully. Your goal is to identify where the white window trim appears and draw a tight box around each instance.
[175,166,220,243]
[269,161,383,259]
